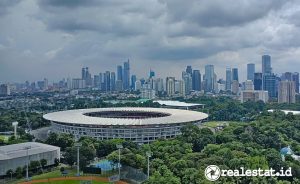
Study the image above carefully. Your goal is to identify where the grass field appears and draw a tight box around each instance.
[0,135,9,142]
[203,121,231,128]
[30,168,78,180]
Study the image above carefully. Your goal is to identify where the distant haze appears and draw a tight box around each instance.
[0,0,300,83]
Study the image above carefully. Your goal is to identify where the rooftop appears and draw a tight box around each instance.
[43,107,208,126]
[154,100,204,107]
[0,142,60,160]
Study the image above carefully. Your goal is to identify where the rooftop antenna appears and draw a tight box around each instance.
[12,121,18,138]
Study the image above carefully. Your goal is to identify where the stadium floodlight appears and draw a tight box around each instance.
[12,121,18,138]
[116,144,123,179]
[24,146,31,180]
[146,151,152,179]
[74,143,82,176]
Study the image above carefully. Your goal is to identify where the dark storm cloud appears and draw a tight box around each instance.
[163,0,288,27]
[1,0,300,82]
[0,0,20,15]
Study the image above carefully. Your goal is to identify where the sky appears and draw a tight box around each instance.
[1,0,300,83]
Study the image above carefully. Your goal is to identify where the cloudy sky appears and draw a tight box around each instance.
[1,0,300,83]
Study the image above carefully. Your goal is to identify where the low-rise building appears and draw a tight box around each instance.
[0,142,60,176]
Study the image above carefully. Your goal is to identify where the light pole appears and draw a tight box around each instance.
[74,143,82,176]
[146,151,152,179]
[116,144,123,180]
[10,170,13,181]
[24,146,31,180]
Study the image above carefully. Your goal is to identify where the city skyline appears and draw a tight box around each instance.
[1,0,300,83]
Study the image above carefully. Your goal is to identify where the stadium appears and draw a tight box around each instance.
[43,107,208,143]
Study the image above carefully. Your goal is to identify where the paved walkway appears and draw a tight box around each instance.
[18,176,128,184]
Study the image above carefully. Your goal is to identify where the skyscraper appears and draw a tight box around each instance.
[225,67,232,91]
[254,73,262,90]
[264,73,277,98]
[104,71,111,92]
[149,69,155,78]
[123,60,130,90]
[262,55,272,75]
[186,66,193,76]
[182,71,192,95]
[131,75,137,89]
[247,63,255,81]
[204,65,215,93]
[110,72,116,91]
[232,68,239,81]
[278,81,296,103]
[117,65,123,81]
[166,77,175,96]
[192,70,201,91]
[292,72,299,93]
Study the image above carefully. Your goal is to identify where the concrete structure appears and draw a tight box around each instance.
[247,63,255,81]
[141,88,156,99]
[0,84,10,96]
[241,90,269,103]
[243,80,254,90]
[154,100,205,109]
[0,142,60,176]
[166,77,175,96]
[43,108,208,143]
[278,81,296,103]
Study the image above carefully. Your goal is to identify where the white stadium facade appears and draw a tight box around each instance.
[43,107,208,143]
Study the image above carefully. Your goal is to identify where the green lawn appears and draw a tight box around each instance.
[0,135,9,142]
[203,121,230,128]
[31,168,78,180]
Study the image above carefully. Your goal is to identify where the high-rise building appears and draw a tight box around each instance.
[117,65,123,81]
[292,72,299,93]
[135,80,142,91]
[175,80,185,96]
[149,69,155,78]
[104,71,111,92]
[182,71,192,94]
[82,67,86,80]
[192,70,201,91]
[204,65,215,93]
[231,80,239,95]
[186,66,193,76]
[232,68,239,81]
[225,67,232,91]
[247,63,255,81]
[155,78,164,93]
[254,73,263,90]
[115,80,123,91]
[82,67,92,86]
[141,88,156,99]
[123,60,130,90]
[278,81,296,103]
[241,90,269,103]
[243,80,254,91]
[94,75,100,88]
[110,72,116,91]
[262,55,272,75]
[131,75,137,90]
[281,72,293,81]
[264,73,277,98]
[0,84,10,96]
[166,77,175,96]
[72,79,85,89]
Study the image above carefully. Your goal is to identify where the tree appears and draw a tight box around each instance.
[40,159,47,169]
